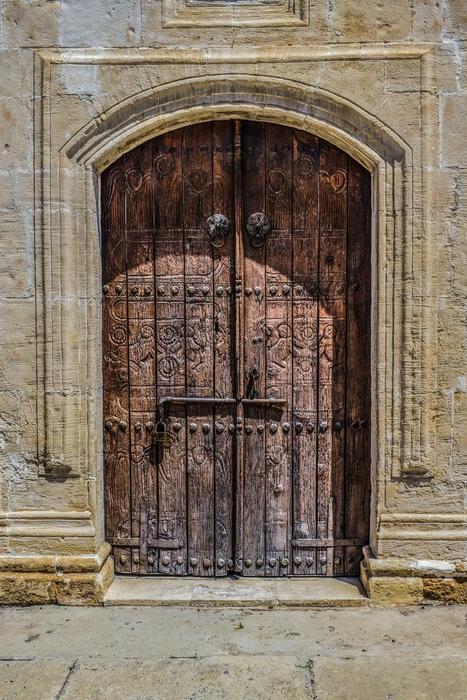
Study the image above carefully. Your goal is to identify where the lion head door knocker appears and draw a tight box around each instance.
[246,212,271,248]
[206,214,230,248]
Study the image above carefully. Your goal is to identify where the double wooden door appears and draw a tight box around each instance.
[102,120,371,577]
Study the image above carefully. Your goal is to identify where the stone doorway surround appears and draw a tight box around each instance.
[0,44,465,606]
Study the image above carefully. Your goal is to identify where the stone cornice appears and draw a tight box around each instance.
[378,514,467,542]
[36,43,433,66]
[0,510,95,538]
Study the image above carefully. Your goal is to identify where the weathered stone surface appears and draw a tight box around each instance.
[0,99,32,170]
[0,605,466,698]
[361,548,467,604]
[422,577,467,604]
[442,95,467,167]
[59,0,141,47]
[0,557,113,606]
[1,1,61,48]
[0,660,71,700]
[444,0,467,38]
[0,572,55,605]
[313,658,467,700]
[60,657,312,699]
[55,557,114,606]
[328,0,413,41]
[104,575,367,607]
[1,604,465,660]
[364,575,425,606]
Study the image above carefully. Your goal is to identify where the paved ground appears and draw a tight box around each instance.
[0,604,465,699]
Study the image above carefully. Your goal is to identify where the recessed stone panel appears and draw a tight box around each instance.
[161,0,309,27]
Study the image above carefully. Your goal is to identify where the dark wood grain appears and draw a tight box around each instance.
[291,129,320,575]
[233,121,245,574]
[154,129,187,575]
[102,159,132,575]
[264,123,293,576]
[212,120,236,575]
[318,142,348,576]
[241,121,267,576]
[345,157,371,574]
[124,143,155,575]
[183,123,216,577]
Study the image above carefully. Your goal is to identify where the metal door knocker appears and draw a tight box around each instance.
[246,365,260,399]
[206,214,230,248]
[246,212,271,248]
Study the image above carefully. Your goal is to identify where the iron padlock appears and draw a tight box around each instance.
[153,420,169,447]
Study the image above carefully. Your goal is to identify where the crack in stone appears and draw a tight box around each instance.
[55,658,78,700]
[307,659,317,700]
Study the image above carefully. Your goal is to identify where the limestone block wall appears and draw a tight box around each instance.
[0,0,465,604]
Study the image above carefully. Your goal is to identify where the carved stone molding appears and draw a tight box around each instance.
[378,513,467,556]
[0,510,95,539]
[379,512,466,534]
[0,543,110,573]
[0,544,114,605]
[161,0,309,27]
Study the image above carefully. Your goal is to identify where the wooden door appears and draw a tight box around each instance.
[102,120,371,577]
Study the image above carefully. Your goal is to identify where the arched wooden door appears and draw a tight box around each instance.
[102,120,371,577]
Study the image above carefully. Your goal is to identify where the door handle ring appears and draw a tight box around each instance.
[246,212,271,248]
[206,214,230,248]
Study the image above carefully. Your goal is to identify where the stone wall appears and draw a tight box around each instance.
[0,1,465,604]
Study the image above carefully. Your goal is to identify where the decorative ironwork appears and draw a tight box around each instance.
[246,212,271,247]
[206,213,230,248]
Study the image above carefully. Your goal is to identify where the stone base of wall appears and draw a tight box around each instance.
[0,545,114,606]
[2,544,466,606]
[361,547,467,605]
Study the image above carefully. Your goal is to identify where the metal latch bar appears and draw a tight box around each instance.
[241,398,287,407]
[108,537,183,549]
[159,396,237,418]
[292,537,368,548]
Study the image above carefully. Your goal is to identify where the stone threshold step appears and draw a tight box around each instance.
[104,575,368,607]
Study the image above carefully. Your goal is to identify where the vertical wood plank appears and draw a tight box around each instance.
[212,120,236,575]
[102,161,132,574]
[291,129,320,575]
[241,121,267,576]
[345,158,371,574]
[233,121,244,574]
[124,143,155,574]
[153,129,188,575]
[317,142,348,576]
[183,123,216,577]
[264,123,293,576]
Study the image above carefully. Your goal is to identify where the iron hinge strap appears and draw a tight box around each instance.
[292,537,368,548]
[108,537,182,549]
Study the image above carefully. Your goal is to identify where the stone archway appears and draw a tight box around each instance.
[60,74,425,563]
[12,60,438,603]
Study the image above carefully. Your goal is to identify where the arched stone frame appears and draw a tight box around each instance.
[13,51,444,604]
[53,73,432,555]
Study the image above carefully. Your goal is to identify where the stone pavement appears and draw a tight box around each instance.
[104,575,367,607]
[0,604,465,699]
